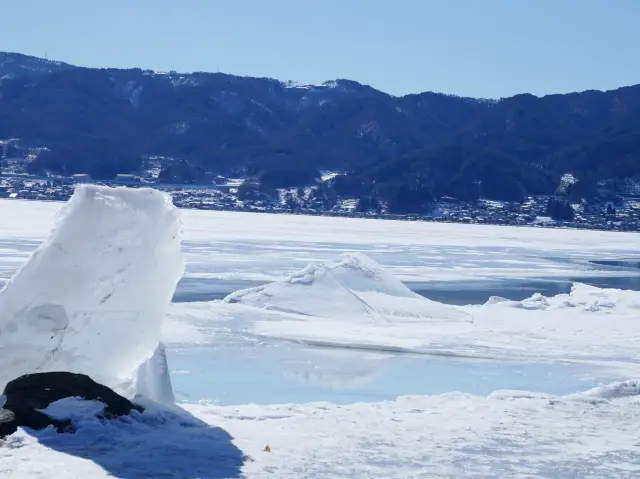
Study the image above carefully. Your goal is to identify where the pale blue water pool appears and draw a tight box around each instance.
[167,342,608,405]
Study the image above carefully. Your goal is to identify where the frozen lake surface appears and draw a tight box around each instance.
[167,271,640,405]
[167,263,640,405]
[167,342,607,405]
[2,198,640,478]
[1,200,639,406]
[172,273,640,304]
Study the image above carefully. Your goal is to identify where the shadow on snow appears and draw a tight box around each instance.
[26,400,246,479]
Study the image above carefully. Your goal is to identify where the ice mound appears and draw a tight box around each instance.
[0,186,184,398]
[492,282,640,313]
[566,380,640,401]
[225,253,471,323]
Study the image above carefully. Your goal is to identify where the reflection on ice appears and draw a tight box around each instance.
[167,341,607,406]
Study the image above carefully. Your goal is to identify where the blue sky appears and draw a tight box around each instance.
[2,0,638,98]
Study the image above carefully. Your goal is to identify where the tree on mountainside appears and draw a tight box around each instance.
[480,178,526,203]
[27,138,140,179]
[546,198,575,221]
[377,184,434,215]
[356,195,380,213]
[158,160,208,184]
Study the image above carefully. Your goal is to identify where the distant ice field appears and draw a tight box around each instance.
[1,199,639,286]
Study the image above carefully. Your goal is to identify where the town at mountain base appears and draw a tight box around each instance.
[1,52,639,226]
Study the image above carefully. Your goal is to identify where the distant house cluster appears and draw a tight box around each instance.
[71,173,142,184]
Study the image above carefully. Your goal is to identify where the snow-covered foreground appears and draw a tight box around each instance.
[2,386,640,478]
[1,195,640,478]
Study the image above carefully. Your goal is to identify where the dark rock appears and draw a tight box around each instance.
[6,406,72,435]
[3,372,143,417]
[0,408,18,438]
[0,372,143,439]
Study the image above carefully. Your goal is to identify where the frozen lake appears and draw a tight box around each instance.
[167,341,608,406]
[1,200,639,407]
[172,273,640,304]
[167,269,640,406]
[2,197,640,477]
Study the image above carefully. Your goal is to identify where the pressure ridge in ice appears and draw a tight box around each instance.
[225,252,472,323]
[0,185,184,398]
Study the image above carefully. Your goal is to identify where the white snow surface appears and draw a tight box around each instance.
[0,186,183,395]
[2,387,640,478]
[225,253,471,323]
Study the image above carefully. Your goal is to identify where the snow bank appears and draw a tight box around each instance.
[0,185,183,398]
[488,282,640,313]
[225,253,471,323]
[566,379,640,401]
[4,386,640,478]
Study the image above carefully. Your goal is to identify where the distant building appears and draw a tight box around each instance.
[71,173,92,183]
[115,174,142,184]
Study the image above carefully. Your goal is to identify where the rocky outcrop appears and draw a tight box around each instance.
[0,405,72,438]
[0,372,143,439]
[0,408,18,438]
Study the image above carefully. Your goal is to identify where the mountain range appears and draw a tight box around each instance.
[1,52,639,206]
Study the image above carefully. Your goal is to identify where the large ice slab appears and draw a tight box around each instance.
[0,186,184,394]
[225,253,471,323]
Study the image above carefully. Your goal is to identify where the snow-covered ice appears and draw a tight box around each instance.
[0,186,183,398]
[225,253,471,323]
[2,200,639,285]
[226,281,640,376]
[1,196,640,477]
[162,253,640,382]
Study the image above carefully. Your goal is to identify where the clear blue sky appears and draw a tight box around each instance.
[1,0,638,98]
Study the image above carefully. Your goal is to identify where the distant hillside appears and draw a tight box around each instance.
[0,52,75,80]
[0,52,639,205]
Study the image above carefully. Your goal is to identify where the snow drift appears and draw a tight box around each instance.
[496,282,640,312]
[225,253,471,323]
[0,186,183,399]
[566,379,640,401]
